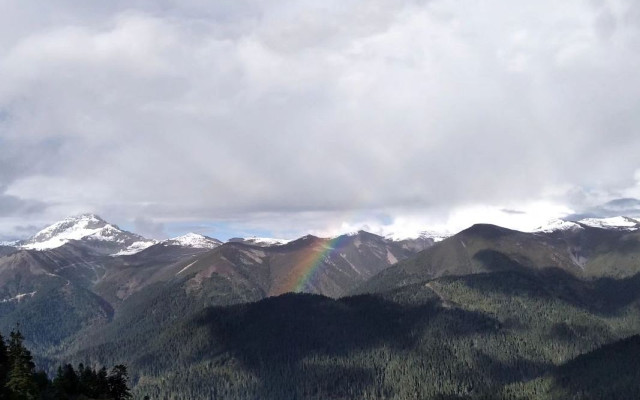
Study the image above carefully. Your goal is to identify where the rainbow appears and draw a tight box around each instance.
[283,234,350,293]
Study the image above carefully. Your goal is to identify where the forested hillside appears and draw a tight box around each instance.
[61,267,640,399]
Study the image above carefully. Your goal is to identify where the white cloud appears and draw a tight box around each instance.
[0,0,639,238]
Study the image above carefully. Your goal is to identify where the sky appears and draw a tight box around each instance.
[1,0,640,241]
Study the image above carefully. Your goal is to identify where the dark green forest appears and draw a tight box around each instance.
[0,329,131,400]
[57,268,640,399]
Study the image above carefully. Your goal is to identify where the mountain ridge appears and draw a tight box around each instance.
[7,213,640,255]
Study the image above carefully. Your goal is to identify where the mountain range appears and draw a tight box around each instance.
[0,214,436,347]
[2,213,640,398]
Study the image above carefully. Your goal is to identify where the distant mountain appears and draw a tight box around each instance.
[92,239,225,305]
[535,216,640,233]
[227,236,291,246]
[18,214,156,256]
[73,229,437,354]
[357,220,640,294]
[162,233,222,249]
[227,231,445,249]
[576,216,640,230]
[534,219,584,233]
[385,231,448,253]
[385,229,450,243]
[0,223,436,354]
[163,230,432,299]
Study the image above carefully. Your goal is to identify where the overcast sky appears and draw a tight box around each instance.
[1,0,640,240]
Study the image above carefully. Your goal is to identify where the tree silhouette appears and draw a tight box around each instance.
[6,330,37,400]
[108,365,132,400]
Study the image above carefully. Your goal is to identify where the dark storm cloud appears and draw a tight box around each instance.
[1,0,640,237]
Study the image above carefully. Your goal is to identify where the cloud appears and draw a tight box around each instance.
[132,217,168,240]
[0,195,45,216]
[0,190,47,217]
[501,209,526,215]
[0,0,639,237]
[567,198,640,220]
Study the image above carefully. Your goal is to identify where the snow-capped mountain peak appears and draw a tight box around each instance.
[577,216,640,231]
[23,214,114,250]
[163,233,222,249]
[533,219,584,233]
[27,213,106,245]
[20,213,156,255]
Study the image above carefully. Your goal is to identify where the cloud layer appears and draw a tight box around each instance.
[1,0,640,239]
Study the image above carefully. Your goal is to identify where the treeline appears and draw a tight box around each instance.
[0,329,131,400]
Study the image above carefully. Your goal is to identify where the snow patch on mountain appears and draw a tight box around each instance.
[0,291,36,303]
[164,233,222,249]
[112,240,158,256]
[385,230,451,243]
[176,260,199,276]
[577,216,640,230]
[342,231,360,237]
[533,219,584,233]
[237,237,291,246]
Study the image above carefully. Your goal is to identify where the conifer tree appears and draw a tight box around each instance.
[0,333,9,399]
[52,364,78,397]
[79,363,98,397]
[96,366,109,396]
[107,365,132,400]
[6,330,38,400]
